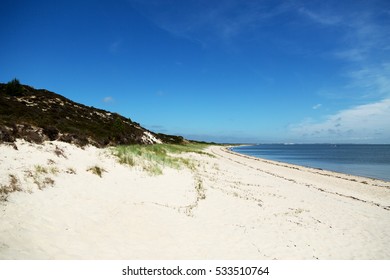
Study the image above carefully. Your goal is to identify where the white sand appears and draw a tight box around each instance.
[0,140,389,259]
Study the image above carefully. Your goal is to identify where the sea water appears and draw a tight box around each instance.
[231,144,390,181]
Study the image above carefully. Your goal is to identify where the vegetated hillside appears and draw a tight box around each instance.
[0,80,185,147]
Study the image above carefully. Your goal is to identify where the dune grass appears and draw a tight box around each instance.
[0,174,21,201]
[87,165,106,177]
[111,143,211,175]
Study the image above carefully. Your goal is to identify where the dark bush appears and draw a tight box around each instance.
[43,126,59,141]
[0,127,15,142]
[5,79,24,96]
[113,117,125,133]
[24,130,44,144]
[58,134,73,143]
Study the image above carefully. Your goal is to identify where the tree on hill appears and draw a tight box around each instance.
[5,78,24,96]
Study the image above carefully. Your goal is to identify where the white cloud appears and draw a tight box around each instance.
[103,96,114,103]
[312,103,322,110]
[298,7,341,25]
[334,48,366,62]
[333,12,389,62]
[345,63,390,97]
[296,3,390,143]
[290,99,390,143]
[297,3,389,64]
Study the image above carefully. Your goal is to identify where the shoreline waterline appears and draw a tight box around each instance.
[230,144,390,182]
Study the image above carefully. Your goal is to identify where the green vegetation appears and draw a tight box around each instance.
[5,78,24,96]
[112,143,211,175]
[87,166,106,177]
[66,167,77,174]
[0,81,186,147]
[24,165,57,190]
[34,165,48,174]
[0,174,21,201]
[34,164,59,175]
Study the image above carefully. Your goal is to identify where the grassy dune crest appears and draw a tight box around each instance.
[111,143,211,175]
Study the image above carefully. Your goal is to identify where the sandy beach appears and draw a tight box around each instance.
[1,140,389,259]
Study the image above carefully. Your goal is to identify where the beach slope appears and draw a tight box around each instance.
[1,141,389,259]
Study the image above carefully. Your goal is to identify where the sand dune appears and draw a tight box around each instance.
[1,140,389,259]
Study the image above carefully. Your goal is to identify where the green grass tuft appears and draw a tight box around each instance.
[111,143,210,175]
[87,166,106,177]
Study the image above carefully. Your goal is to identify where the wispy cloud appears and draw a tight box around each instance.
[345,63,390,98]
[146,124,168,133]
[103,96,114,103]
[290,98,390,143]
[291,1,390,143]
[294,63,390,142]
[294,62,390,142]
[312,104,322,110]
[298,7,341,25]
[333,48,366,62]
[129,0,290,46]
[129,0,390,143]
[295,1,390,63]
[109,40,122,54]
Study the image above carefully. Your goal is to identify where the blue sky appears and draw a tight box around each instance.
[1,0,390,143]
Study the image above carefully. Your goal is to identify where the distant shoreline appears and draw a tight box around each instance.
[230,144,390,182]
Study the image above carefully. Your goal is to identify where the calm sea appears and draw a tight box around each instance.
[231,144,390,182]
